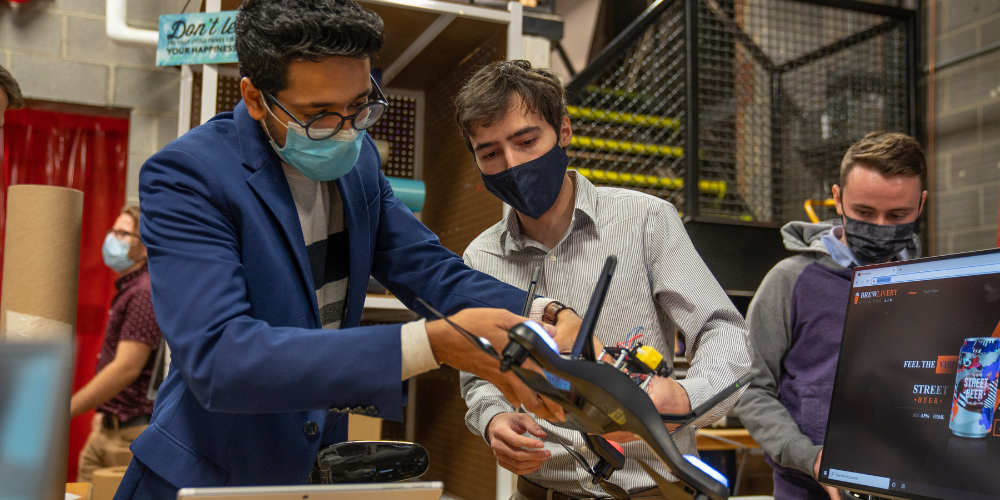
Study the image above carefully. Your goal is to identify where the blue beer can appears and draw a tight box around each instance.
[949,338,1000,438]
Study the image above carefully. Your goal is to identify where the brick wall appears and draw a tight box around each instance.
[0,0,187,205]
[927,0,1000,254]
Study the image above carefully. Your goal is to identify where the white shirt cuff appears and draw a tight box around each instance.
[401,319,440,380]
[529,298,556,322]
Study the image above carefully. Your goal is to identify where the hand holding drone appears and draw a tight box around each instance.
[418,255,750,500]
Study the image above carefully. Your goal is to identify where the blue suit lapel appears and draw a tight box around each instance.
[336,168,370,327]
[235,101,320,324]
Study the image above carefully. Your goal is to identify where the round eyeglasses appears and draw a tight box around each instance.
[264,75,389,140]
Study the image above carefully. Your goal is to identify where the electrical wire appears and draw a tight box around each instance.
[415,297,501,360]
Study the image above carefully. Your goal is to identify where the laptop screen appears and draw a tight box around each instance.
[820,248,1000,500]
[0,341,73,500]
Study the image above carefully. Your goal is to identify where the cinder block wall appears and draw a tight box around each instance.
[927,0,1000,254]
[0,0,187,205]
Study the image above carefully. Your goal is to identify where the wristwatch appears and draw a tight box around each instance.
[542,301,571,325]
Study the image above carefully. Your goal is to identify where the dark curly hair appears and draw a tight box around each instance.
[0,64,24,110]
[235,0,384,96]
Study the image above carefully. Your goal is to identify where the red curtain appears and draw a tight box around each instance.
[1,107,129,481]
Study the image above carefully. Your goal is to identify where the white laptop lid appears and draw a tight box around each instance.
[177,481,444,500]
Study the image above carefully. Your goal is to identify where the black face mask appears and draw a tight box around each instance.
[480,144,569,220]
[842,214,916,265]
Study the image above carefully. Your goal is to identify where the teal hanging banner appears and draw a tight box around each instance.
[156,11,238,66]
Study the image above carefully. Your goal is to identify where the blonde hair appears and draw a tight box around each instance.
[121,205,141,233]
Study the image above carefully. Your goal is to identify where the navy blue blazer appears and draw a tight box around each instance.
[132,101,524,487]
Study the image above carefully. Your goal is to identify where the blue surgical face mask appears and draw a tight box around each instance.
[262,101,365,182]
[102,233,135,273]
[480,144,569,220]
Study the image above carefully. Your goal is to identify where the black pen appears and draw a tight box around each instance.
[521,266,541,317]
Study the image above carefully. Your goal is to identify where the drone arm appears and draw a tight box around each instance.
[661,372,754,427]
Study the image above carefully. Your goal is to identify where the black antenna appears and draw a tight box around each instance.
[571,255,617,360]
[415,297,501,360]
[521,267,542,317]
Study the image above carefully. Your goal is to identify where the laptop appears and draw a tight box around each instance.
[820,248,1000,500]
[0,340,74,500]
[176,481,444,500]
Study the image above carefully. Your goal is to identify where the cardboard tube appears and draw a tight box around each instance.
[92,466,128,500]
[0,185,83,341]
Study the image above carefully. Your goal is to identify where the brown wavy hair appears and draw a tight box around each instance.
[455,60,567,152]
[840,132,926,189]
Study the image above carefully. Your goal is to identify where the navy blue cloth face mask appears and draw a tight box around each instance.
[480,144,569,220]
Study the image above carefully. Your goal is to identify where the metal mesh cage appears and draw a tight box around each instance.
[566,0,915,224]
[567,1,690,208]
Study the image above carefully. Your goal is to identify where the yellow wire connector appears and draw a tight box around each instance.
[635,346,664,373]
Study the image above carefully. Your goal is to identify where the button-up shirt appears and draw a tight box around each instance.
[460,171,752,496]
[96,264,162,421]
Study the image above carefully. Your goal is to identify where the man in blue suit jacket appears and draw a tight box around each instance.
[115,1,577,497]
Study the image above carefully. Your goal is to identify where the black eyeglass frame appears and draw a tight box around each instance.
[264,75,389,140]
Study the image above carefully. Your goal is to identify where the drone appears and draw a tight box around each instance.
[418,255,751,500]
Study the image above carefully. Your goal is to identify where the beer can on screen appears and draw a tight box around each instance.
[949,337,1000,438]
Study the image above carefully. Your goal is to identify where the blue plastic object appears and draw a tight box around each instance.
[523,320,572,390]
[386,176,426,212]
[524,320,558,352]
[683,455,729,487]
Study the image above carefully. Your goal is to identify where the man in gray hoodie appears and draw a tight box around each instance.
[735,132,927,500]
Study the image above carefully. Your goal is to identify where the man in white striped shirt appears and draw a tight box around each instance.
[455,60,753,500]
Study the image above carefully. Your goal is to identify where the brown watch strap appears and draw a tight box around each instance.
[543,301,568,325]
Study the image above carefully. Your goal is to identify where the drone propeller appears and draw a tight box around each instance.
[598,479,631,500]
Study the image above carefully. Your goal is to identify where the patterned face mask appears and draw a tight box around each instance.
[842,214,916,265]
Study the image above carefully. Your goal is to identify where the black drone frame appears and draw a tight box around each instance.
[417,255,751,500]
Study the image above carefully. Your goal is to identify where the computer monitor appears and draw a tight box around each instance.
[820,248,1000,500]
[0,340,74,500]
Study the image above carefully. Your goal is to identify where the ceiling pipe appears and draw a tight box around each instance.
[106,0,159,47]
